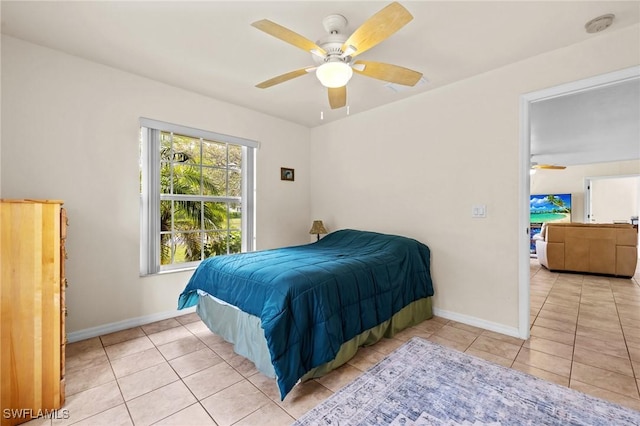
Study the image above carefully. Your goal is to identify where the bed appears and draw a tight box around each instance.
[177,229,434,399]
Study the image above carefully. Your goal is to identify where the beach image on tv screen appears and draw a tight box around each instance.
[530,193,572,223]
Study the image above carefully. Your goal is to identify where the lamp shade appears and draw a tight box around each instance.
[316,62,353,88]
[309,220,328,235]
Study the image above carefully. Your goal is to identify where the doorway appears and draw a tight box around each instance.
[586,174,640,258]
[586,175,640,225]
[518,66,640,339]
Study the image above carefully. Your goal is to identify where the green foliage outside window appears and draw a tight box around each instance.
[160,133,242,265]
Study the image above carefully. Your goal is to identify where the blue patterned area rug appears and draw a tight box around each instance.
[294,337,640,426]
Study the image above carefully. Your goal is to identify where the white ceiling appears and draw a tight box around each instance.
[2,1,639,130]
[531,77,640,167]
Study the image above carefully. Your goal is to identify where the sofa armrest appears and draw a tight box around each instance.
[535,240,548,267]
[536,240,565,271]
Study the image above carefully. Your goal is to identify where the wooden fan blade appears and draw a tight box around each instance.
[353,60,422,86]
[341,2,413,58]
[328,86,347,109]
[256,67,313,89]
[252,19,327,56]
[532,164,566,170]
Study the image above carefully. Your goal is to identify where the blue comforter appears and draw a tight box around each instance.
[178,229,433,399]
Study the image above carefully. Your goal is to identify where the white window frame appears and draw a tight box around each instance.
[140,118,257,275]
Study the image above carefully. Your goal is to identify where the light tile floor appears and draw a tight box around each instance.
[27,258,640,425]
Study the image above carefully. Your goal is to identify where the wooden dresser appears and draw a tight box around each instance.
[0,200,67,426]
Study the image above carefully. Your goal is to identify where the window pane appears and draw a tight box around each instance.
[228,170,241,197]
[202,167,226,196]
[160,200,173,232]
[160,162,171,194]
[205,231,228,257]
[172,164,201,195]
[202,140,227,167]
[203,202,228,230]
[160,232,172,265]
[174,231,202,263]
[229,230,242,254]
[174,200,203,229]
[160,132,172,154]
[228,144,242,169]
[172,134,200,163]
[160,199,174,266]
[229,202,241,230]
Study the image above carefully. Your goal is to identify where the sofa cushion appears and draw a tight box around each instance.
[617,228,638,246]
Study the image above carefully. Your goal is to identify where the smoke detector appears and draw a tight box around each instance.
[585,14,615,33]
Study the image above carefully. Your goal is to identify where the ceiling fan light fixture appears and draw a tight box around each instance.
[316,61,353,88]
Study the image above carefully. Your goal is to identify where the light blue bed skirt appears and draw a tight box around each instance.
[196,292,433,381]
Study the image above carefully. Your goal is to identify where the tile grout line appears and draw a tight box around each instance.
[144,324,215,426]
[176,319,300,424]
[101,334,137,426]
[175,326,234,426]
[567,274,585,389]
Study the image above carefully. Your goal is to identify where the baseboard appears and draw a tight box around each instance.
[432,307,522,339]
[69,306,521,343]
[66,306,196,343]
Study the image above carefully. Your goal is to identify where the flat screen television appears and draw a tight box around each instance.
[529,193,572,254]
[530,193,572,224]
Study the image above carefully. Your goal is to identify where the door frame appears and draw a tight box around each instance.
[518,65,640,339]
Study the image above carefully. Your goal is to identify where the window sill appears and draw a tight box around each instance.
[140,265,197,277]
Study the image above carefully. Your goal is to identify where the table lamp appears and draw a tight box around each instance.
[309,220,328,241]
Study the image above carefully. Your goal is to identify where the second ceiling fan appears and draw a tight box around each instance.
[531,163,566,170]
[252,2,423,109]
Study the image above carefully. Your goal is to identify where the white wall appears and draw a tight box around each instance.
[310,25,640,334]
[590,175,640,224]
[1,36,311,334]
[531,160,640,222]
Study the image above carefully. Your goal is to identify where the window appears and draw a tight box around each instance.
[140,118,257,275]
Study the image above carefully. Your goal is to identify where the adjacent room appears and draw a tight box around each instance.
[1,1,639,425]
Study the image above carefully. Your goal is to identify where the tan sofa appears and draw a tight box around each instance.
[535,223,638,278]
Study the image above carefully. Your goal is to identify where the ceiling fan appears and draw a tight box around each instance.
[531,163,566,170]
[530,157,566,173]
[251,2,423,109]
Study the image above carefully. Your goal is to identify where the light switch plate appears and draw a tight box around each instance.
[472,205,487,218]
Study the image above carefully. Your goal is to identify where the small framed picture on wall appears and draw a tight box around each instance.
[281,167,295,181]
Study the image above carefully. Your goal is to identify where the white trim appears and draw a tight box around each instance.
[242,146,256,252]
[585,178,591,224]
[519,65,640,340]
[140,128,161,275]
[139,117,259,148]
[518,94,532,340]
[66,306,196,343]
[526,66,640,104]
[432,308,521,339]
